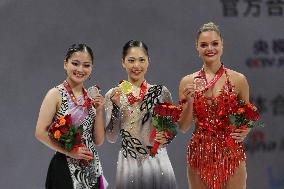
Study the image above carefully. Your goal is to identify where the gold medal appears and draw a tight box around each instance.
[119,80,133,95]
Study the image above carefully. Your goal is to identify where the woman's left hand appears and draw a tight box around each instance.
[230,128,251,143]
[155,131,168,145]
[93,94,105,112]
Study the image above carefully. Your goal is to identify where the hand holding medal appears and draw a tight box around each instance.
[111,80,133,107]
[111,80,147,107]
[119,80,147,105]
[109,81,130,108]
[87,85,101,100]
[87,85,105,111]
[118,80,133,95]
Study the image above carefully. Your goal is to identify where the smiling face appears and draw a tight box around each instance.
[196,31,223,65]
[122,47,149,83]
[64,51,93,85]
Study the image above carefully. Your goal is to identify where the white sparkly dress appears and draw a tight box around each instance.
[105,83,177,189]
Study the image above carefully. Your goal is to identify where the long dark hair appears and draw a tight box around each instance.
[122,40,149,60]
[65,43,94,64]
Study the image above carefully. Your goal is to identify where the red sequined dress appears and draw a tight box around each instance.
[187,68,246,189]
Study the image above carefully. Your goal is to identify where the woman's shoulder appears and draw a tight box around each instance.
[226,69,247,83]
[180,71,199,85]
[47,86,61,97]
[45,87,61,101]
[41,87,62,110]
[226,69,249,94]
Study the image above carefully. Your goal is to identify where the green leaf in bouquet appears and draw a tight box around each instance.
[76,125,83,134]
[65,143,73,152]
[72,126,77,132]
[168,124,177,133]
[157,127,164,132]
[167,116,172,122]
[247,120,254,128]
[157,116,163,124]
[61,135,70,143]
[229,114,237,126]
[69,131,74,136]
[166,121,176,131]
[152,116,163,131]
[238,114,246,126]
[152,117,159,127]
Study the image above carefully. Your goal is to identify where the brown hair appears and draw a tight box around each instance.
[196,22,222,41]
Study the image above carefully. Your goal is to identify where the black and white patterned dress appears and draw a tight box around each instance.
[46,84,108,189]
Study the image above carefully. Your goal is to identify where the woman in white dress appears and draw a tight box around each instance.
[105,40,177,189]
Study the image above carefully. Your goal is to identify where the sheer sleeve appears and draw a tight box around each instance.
[161,86,173,103]
[104,89,122,143]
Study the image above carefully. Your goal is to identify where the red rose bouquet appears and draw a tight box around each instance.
[225,100,262,152]
[149,102,182,156]
[49,114,83,152]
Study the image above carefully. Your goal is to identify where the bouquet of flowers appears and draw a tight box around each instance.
[49,114,83,152]
[149,102,182,156]
[225,100,262,152]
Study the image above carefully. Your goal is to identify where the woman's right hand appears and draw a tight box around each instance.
[110,87,122,108]
[178,75,195,133]
[182,84,195,103]
[68,144,93,161]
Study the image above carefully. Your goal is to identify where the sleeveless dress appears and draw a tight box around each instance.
[105,83,177,189]
[45,84,108,189]
[187,69,246,189]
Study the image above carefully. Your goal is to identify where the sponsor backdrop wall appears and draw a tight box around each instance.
[0,0,283,188]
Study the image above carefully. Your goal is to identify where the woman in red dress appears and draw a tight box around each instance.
[179,22,250,189]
